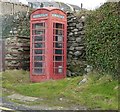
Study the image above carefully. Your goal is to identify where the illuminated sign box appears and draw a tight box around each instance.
[52,14,64,19]
[33,14,48,18]
[33,13,64,19]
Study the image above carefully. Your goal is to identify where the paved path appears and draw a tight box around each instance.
[0,96,87,111]
[0,97,33,111]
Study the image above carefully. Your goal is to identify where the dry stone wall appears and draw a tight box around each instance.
[67,12,86,77]
[5,36,30,70]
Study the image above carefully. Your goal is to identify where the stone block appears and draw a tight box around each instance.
[74,51,82,56]
[75,47,84,50]
[69,46,74,51]
[76,38,82,43]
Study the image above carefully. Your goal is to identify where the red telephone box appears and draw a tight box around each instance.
[30,7,67,82]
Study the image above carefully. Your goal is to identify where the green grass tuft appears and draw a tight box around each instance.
[1,70,119,110]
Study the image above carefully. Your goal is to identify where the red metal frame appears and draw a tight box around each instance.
[30,7,67,82]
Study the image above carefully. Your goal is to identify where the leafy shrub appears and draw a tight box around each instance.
[85,2,119,77]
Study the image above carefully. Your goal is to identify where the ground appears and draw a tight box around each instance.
[0,70,119,111]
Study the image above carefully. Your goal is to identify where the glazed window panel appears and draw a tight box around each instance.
[54,67,63,74]
[55,56,63,61]
[56,30,63,35]
[34,56,45,61]
[55,35,63,42]
[33,29,45,35]
[34,35,45,41]
[34,43,45,48]
[32,23,45,29]
[34,62,43,67]
[54,43,63,48]
[34,49,45,54]
[54,62,63,68]
[34,68,45,74]
[54,49,63,54]
[56,23,62,29]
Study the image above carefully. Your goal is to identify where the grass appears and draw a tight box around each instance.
[1,70,119,110]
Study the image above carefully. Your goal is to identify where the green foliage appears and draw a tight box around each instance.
[85,2,120,77]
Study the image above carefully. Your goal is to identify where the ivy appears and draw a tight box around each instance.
[85,2,119,77]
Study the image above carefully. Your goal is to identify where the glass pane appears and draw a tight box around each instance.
[34,43,44,48]
[34,62,43,67]
[34,36,45,41]
[56,23,62,29]
[54,43,63,48]
[33,30,45,35]
[34,68,44,74]
[55,56,62,61]
[55,49,63,54]
[34,56,44,61]
[55,36,63,42]
[33,23,44,29]
[35,49,44,54]
[54,62,63,67]
[54,67,63,74]
[56,30,63,35]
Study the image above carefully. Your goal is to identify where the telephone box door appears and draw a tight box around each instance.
[31,21,48,79]
[53,22,66,78]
